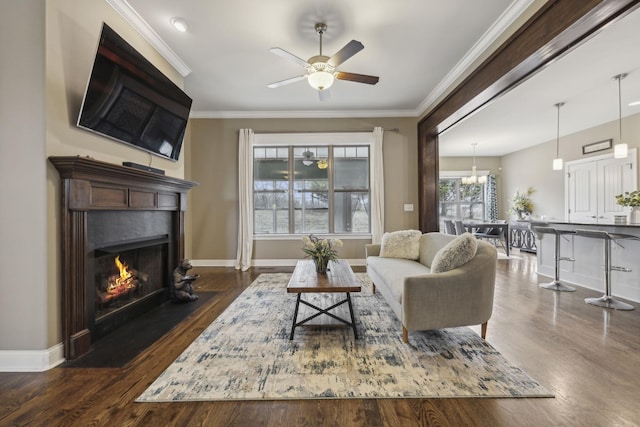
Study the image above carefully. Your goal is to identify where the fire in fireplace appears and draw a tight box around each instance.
[96,255,146,312]
[90,231,171,340]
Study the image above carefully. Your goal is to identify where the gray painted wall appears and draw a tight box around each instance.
[0,0,47,351]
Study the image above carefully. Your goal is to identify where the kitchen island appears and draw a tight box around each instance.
[530,220,640,303]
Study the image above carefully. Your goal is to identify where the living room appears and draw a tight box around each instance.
[2,1,640,425]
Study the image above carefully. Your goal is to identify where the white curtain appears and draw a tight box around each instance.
[371,127,385,244]
[235,129,254,271]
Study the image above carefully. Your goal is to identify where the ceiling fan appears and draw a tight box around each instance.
[267,23,379,101]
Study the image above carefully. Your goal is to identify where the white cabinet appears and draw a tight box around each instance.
[565,149,637,223]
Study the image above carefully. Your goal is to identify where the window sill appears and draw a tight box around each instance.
[253,233,372,241]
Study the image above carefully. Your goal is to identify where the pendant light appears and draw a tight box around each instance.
[461,143,486,185]
[613,73,628,159]
[552,102,564,170]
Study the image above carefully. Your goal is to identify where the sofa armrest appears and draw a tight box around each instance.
[401,245,496,331]
[365,244,381,257]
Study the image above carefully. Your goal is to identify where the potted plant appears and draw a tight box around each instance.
[301,234,343,273]
[508,187,535,220]
[615,190,640,223]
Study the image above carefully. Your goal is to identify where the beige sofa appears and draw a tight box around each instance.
[366,232,497,343]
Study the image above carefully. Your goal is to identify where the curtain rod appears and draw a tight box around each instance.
[253,128,399,134]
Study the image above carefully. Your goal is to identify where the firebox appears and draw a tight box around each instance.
[91,235,169,339]
[87,210,174,341]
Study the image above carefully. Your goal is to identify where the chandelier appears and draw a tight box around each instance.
[461,143,486,185]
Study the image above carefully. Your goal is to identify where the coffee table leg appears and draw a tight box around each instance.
[346,292,358,339]
[290,293,301,340]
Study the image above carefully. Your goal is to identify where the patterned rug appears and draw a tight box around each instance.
[136,273,552,402]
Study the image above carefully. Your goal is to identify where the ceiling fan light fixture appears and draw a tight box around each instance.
[308,70,334,91]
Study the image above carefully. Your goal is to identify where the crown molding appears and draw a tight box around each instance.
[417,0,535,116]
[106,0,192,77]
[189,109,418,119]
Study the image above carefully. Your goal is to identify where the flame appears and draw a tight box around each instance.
[115,256,130,282]
[107,255,135,292]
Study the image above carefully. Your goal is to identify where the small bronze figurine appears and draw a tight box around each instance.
[170,259,199,303]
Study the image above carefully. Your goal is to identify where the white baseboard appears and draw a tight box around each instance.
[191,259,366,268]
[0,343,65,372]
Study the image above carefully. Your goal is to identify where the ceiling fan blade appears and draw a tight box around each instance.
[269,47,310,68]
[319,89,330,102]
[267,75,307,88]
[335,71,379,85]
[327,40,364,67]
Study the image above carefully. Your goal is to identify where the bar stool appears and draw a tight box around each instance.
[532,226,576,292]
[574,229,637,311]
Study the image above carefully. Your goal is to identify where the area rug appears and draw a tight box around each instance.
[136,273,552,402]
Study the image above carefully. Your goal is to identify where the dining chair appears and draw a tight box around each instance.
[443,220,456,235]
[474,220,507,251]
[455,221,466,235]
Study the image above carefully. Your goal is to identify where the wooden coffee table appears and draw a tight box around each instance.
[287,259,361,340]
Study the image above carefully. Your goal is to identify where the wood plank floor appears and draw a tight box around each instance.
[2,252,640,426]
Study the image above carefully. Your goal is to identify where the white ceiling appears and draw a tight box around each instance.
[439,7,640,156]
[112,0,523,116]
[110,1,640,156]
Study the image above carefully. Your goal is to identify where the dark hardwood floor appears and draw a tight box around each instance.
[2,252,640,426]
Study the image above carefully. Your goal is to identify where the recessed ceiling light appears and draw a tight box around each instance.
[629,100,640,107]
[170,17,188,33]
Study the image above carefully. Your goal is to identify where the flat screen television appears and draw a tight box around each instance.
[77,23,192,161]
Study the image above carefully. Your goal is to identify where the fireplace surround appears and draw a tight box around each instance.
[50,156,197,360]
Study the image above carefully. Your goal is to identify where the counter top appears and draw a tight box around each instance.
[529,220,640,228]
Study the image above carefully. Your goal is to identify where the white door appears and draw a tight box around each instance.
[567,161,597,222]
[566,149,637,222]
[598,156,635,221]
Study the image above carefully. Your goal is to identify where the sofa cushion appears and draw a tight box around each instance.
[430,232,478,273]
[367,256,431,305]
[379,229,422,260]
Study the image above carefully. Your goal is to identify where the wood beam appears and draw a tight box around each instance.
[417,0,640,232]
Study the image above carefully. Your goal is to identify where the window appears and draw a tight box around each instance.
[439,177,485,223]
[253,140,371,235]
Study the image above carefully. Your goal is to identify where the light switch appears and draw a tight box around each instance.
[403,204,414,212]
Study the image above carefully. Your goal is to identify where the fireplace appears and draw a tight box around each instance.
[50,156,197,360]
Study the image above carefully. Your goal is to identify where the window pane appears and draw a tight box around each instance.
[459,183,483,202]
[460,203,484,220]
[439,202,457,219]
[254,158,288,183]
[334,192,369,233]
[334,158,368,189]
[294,191,328,233]
[439,179,457,202]
[254,192,289,234]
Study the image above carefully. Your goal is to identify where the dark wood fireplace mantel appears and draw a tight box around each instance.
[50,156,198,360]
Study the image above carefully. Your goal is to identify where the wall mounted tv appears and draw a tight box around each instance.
[77,23,192,161]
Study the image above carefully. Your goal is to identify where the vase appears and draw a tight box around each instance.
[630,206,640,224]
[313,257,329,273]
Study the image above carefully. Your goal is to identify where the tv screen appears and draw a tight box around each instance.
[77,23,192,161]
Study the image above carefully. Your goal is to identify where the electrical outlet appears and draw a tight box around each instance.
[403,204,414,212]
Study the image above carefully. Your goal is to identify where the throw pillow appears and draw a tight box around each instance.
[379,229,422,260]
[431,232,478,273]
